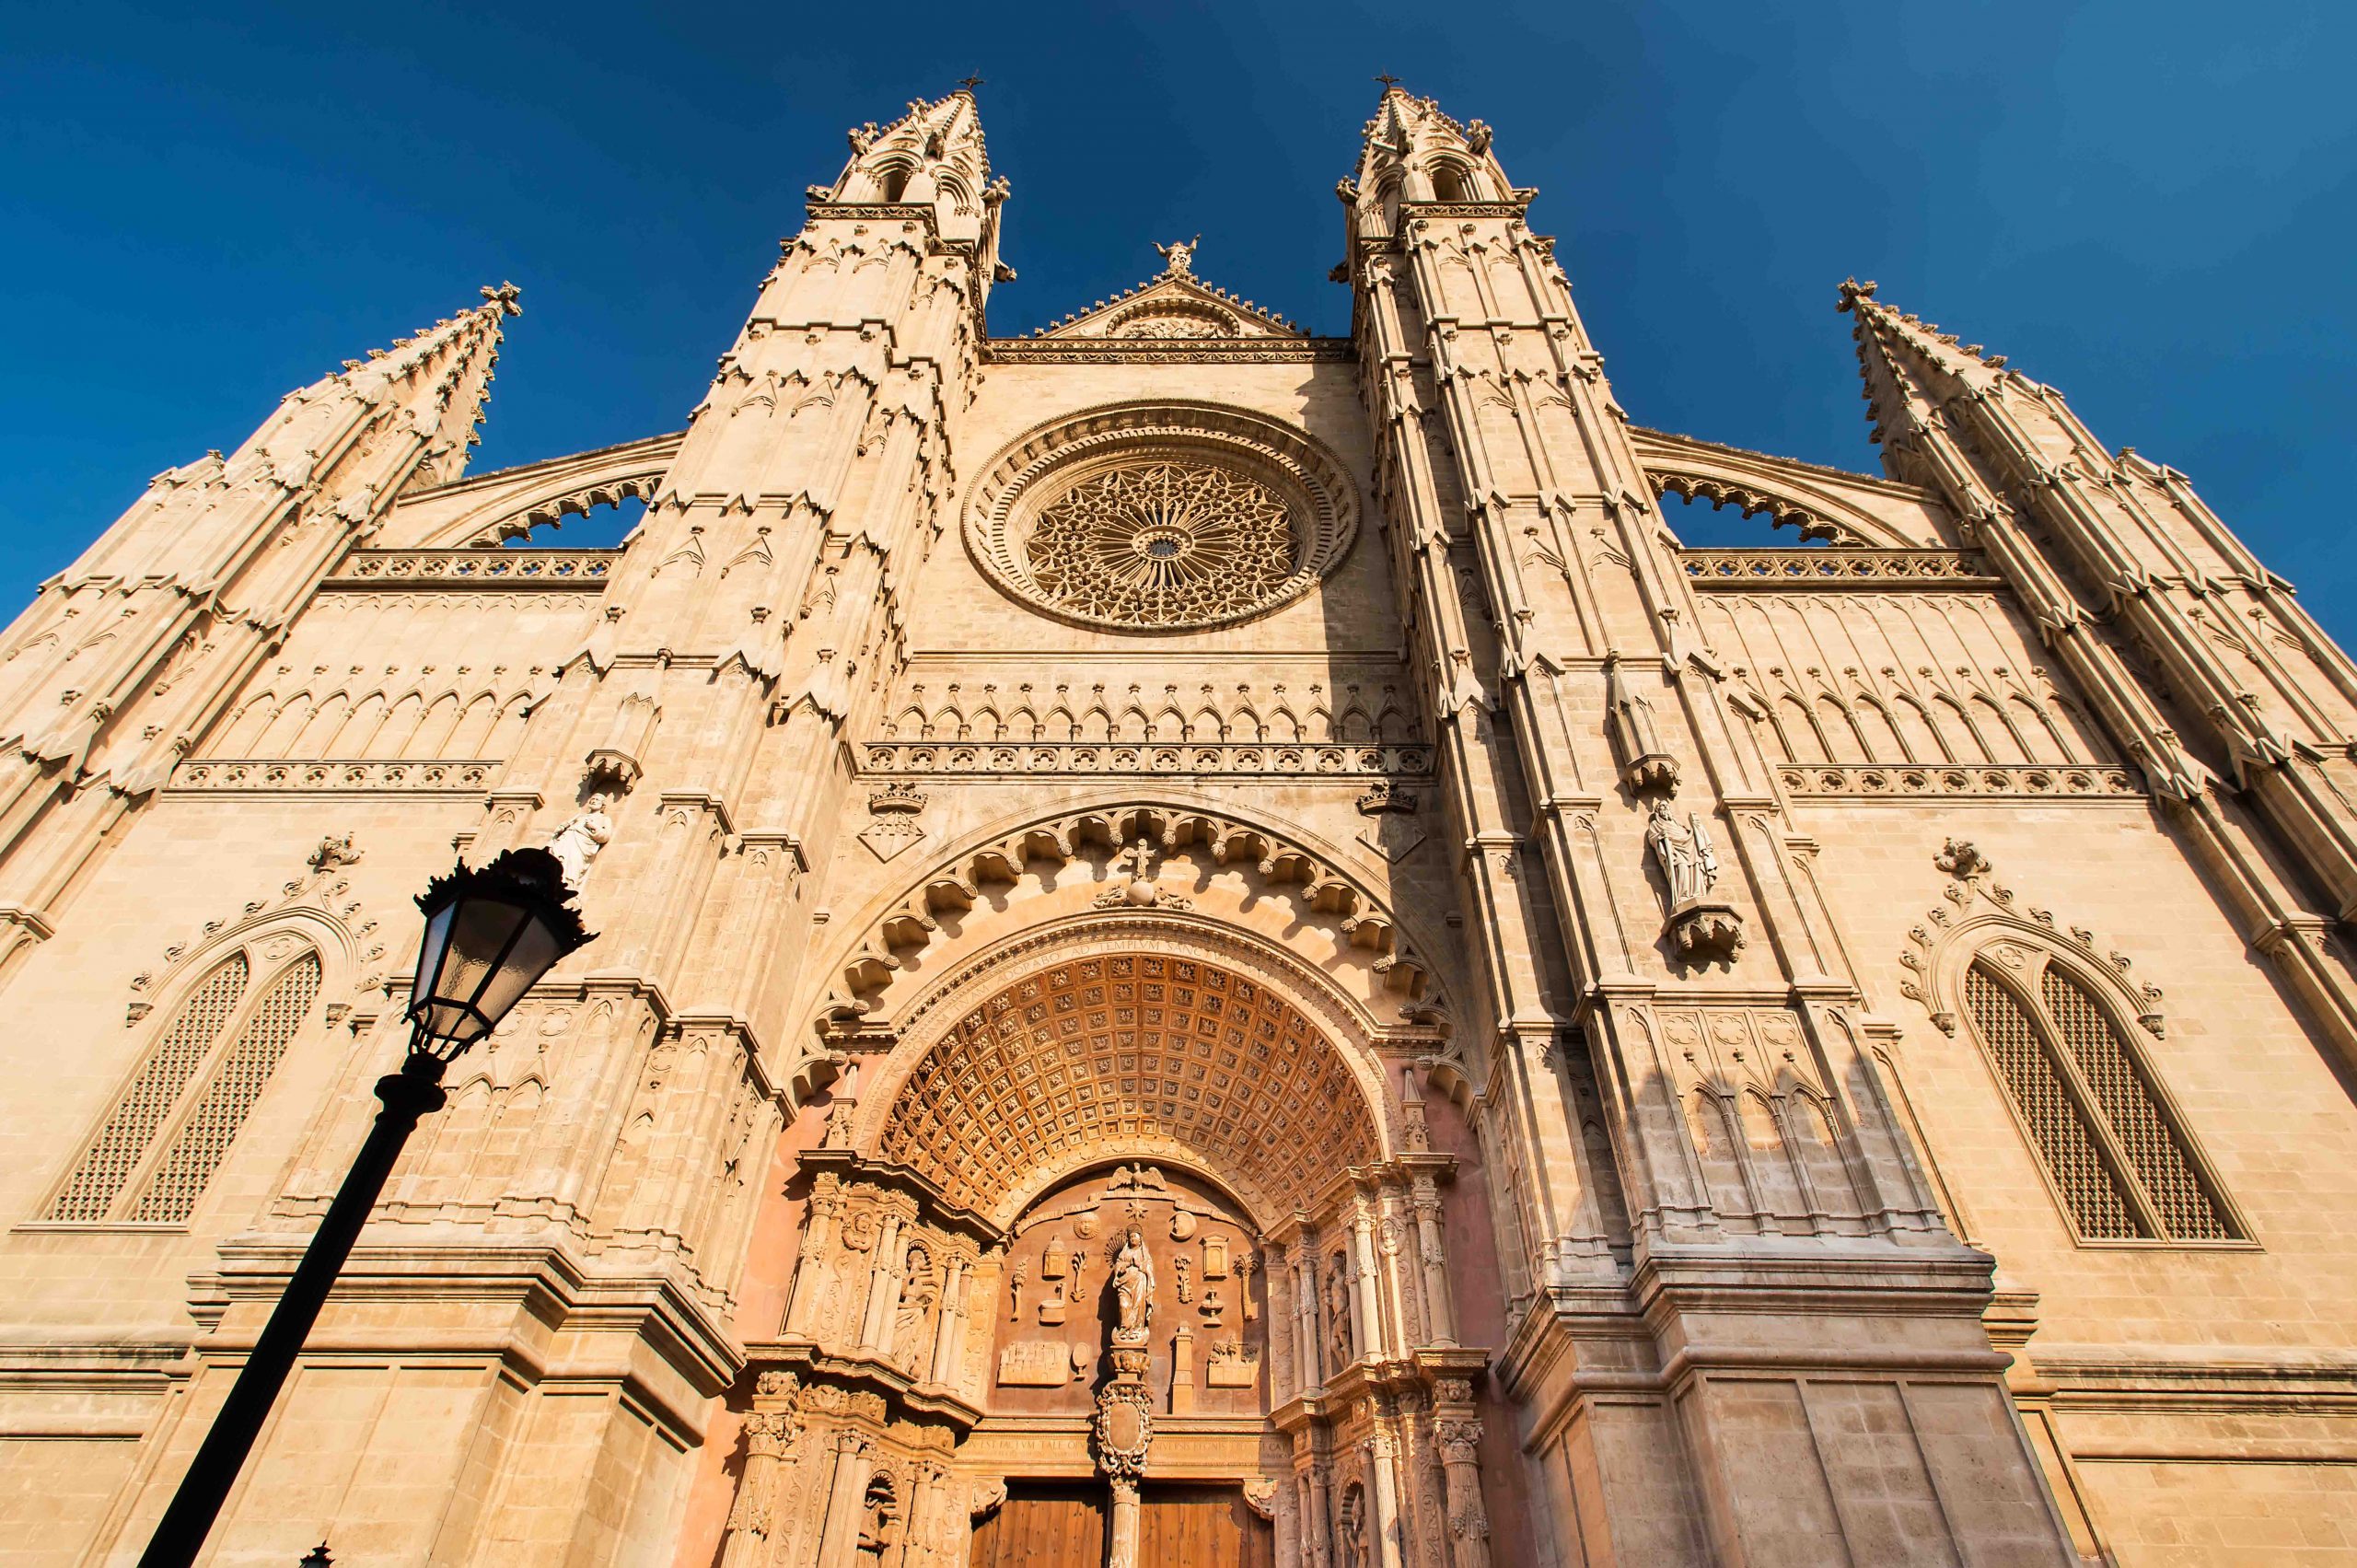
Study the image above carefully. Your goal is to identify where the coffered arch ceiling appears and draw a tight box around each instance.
[868,946,1384,1226]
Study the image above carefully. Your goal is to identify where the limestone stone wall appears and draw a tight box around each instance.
[0,81,2351,1568]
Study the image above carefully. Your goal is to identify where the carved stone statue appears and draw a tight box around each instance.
[1095,840,1191,911]
[1324,1257,1354,1369]
[1154,235,1202,278]
[1644,796,1718,908]
[1110,1225,1155,1338]
[893,1243,937,1373]
[548,793,615,891]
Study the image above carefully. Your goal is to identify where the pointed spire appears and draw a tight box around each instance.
[1838,278,2022,456]
[1344,85,1511,239]
[819,87,1004,284]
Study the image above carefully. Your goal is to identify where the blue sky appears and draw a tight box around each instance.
[5,2,2351,634]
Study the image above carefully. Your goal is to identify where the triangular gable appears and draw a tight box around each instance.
[1029,239,1306,341]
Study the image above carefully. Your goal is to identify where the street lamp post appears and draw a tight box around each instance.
[138,848,593,1567]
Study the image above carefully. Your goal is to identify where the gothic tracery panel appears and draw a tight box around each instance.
[964,405,1360,634]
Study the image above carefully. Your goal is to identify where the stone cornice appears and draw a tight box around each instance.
[981,337,1352,365]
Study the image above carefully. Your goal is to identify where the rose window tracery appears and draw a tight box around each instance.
[1026,460,1297,627]
[966,403,1360,633]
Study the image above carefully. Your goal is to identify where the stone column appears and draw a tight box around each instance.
[783,1180,842,1336]
[858,1211,903,1352]
[927,1254,966,1384]
[1410,1177,1456,1347]
[813,1431,875,1568]
[1109,1477,1142,1568]
[1350,1206,1385,1361]
[717,1408,800,1568]
[1434,1420,1492,1568]
[1367,1433,1407,1568]
[1292,1236,1321,1388]
[1299,1460,1332,1568]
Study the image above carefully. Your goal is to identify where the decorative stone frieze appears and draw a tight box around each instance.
[321,547,619,589]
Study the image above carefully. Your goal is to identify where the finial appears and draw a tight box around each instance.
[1153,235,1202,278]
[1836,277,1877,312]
[1374,72,1403,90]
[480,281,522,317]
[958,73,986,92]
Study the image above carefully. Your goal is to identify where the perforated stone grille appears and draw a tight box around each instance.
[132,953,322,1224]
[1026,460,1298,629]
[879,952,1379,1218]
[46,955,249,1221]
[1965,965,2145,1239]
[2038,967,2231,1240]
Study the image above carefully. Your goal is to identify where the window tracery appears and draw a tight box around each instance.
[1027,460,1296,628]
[45,943,324,1224]
[1961,954,2235,1243]
[965,404,1359,635]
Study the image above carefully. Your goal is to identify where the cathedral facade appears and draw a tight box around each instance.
[4,85,2353,1566]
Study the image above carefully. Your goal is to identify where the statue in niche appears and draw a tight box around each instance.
[1111,1225,1155,1338]
[1324,1256,1354,1370]
[893,1244,937,1373]
[547,792,615,891]
[1338,1484,1368,1568]
[854,1476,900,1568]
[1644,796,1720,908]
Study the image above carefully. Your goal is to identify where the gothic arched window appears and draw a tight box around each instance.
[44,944,324,1224]
[1961,952,2238,1243]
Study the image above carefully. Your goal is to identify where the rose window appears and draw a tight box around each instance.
[1025,460,1296,627]
[965,404,1360,634]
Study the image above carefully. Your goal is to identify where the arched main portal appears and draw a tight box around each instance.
[717,923,1499,1568]
[872,947,1381,1226]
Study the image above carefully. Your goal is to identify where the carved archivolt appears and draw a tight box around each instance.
[814,803,1439,1038]
[1632,425,1943,548]
[1899,845,2167,1042]
[870,949,1382,1225]
[964,402,1359,633]
[375,430,680,549]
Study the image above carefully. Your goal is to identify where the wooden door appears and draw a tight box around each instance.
[969,1481,1106,1568]
[1138,1484,1275,1568]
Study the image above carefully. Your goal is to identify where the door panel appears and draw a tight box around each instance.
[1138,1484,1274,1568]
[970,1481,1106,1568]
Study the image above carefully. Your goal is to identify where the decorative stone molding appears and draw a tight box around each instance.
[1900,845,2168,1040]
[169,759,500,795]
[125,848,388,1025]
[815,803,1438,1030]
[858,783,930,864]
[862,740,1433,780]
[1666,901,1746,964]
[984,337,1350,365]
[1681,549,1997,587]
[376,428,677,547]
[1776,762,2141,801]
[963,401,1360,633]
[322,549,619,590]
[1635,425,1948,547]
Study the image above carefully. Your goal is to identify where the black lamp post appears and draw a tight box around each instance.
[139,848,592,1567]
